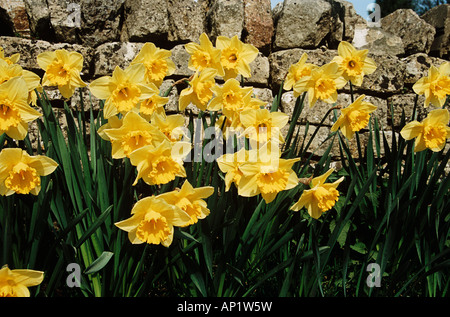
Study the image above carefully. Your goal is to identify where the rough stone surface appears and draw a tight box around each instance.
[206,0,244,41]
[121,0,169,44]
[167,0,206,43]
[93,41,143,78]
[273,0,333,50]
[23,0,52,40]
[401,53,449,86]
[421,4,450,59]
[0,0,30,37]
[381,9,436,55]
[352,21,405,56]
[243,0,273,54]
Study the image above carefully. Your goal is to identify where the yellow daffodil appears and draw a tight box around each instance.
[179,68,217,111]
[413,62,450,108]
[151,112,188,142]
[217,148,250,192]
[238,148,300,203]
[283,53,318,91]
[0,77,41,140]
[97,115,123,141]
[130,42,176,87]
[0,47,20,65]
[102,111,169,159]
[185,32,224,77]
[331,94,377,139]
[216,35,259,80]
[400,108,450,152]
[208,78,253,113]
[331,41,376,86]
[293,62,347,108]
[139,90,169,121]
[37,49,87,99]
[115,195,191,247]
[129,140,187,186]
[290,168,344,219]
[0,148,58,196]
[0,265,44,297]
[158,180,214,226]
[0,59,41,106]
[240,108,289,144]
[89,64,157,119]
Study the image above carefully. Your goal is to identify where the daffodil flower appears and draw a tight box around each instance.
[0,265,44,297]
[129,140,188,186]
[238,148,300,204]
[102,111,169,159]
[216,35,259,80]
[0,59,41,106]
[293,62,347,108]
[283,53,318,91]
[37,49,87,99]
[89,64,157,119]
[331,94,377,139]
[185,32,224,77]
[0,77,41,140]
[115,196,191,247]
[208,78,253,113]
[158,180,214,226]
[331,41,377,86]
[400,108,450,152]
[130,42,176,87]
[0,148,58,196]
[0,47,20,65]
[217,148,250,192]
[290,168,344,219]
[151,112,188,143]
[240,108,289,144]
[179,68,217,111]
[413,62,450,108]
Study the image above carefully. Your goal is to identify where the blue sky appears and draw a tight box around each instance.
[271,0,373,19]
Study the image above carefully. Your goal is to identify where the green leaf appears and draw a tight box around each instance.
[84,251,114,275]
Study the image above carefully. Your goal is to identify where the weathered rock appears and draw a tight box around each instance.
[23,0,53,40]
[401,53,449,86]
[268,47,337,88]
[243,52,270,86]
[328,0,359,47]
[0,0,30,37]
[121,0,169,44]
[93,41,144,77]
[421,4,450,59]
[0,36,93,77]
[381,9,436,55]
[243,0,273,54]
[273,0,333,50]
[167,0,206,43]
[352,21,405,56]
[206,0,245,41]
[0,6,15,36]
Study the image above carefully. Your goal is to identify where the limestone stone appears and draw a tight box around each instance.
[23,0,52,40]
[386,94,428,128]
[401,53,449,86]
[0,0,30,37]
[273,0,333,50]
[421,4,450,59]
[206,0,245,41]
[328,0,359,47]
[243,52,270,86]
[121,0,169,44]
[352,22,405,56]
[381,9,436,55]
[170,44,195,78]
[167,0,206,43]
[243,0,273,54]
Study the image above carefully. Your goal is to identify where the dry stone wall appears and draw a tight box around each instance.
[0,0,449,158]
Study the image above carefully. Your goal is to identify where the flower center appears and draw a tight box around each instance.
[431,76,450,99]
[46,61,71,86]
[111,84,141,113]
[121,131,154,157]
[295,65,313,82]
[314,186,339,212]
[192,50,212,70]
[221,48,239,69]
[343,56,363,77]
[347,109,370,132]
[315,78,336,100]
[0,103,21,131]
[423,124,447,149]
[145,59,168,83]
[149,156,181,184]
[256,169,289,194]
[4,162,41,195]
[0,279,16,297]
[194,80,214,106]
[176,197,202,226]
[135,210,171,245]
